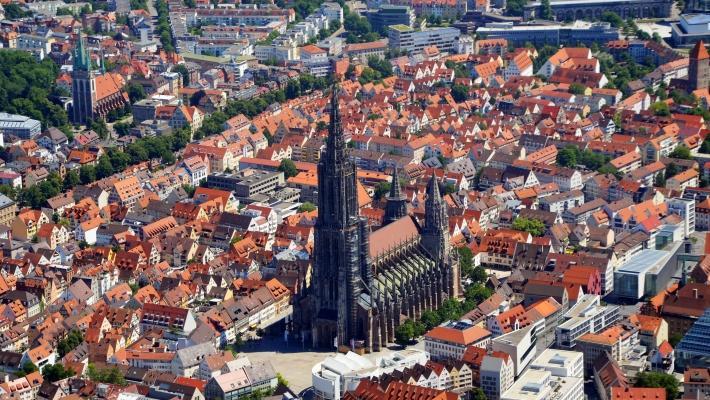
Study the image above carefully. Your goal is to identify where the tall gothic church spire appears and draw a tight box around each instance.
[311,85,370,350]
[383,166,408,225]
[422,174,450,264]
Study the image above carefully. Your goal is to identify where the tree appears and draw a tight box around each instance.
[557,146,579,167]
[601,11,624,27]
[457,246,474,278]
[451,84,469,102]
[540,0,553,19]
[42,363,76,382]
[420,310,442,330]
[395,320,415,345]
[125,82,146,102]
[87,364,127,386]
[16,362,38,377]
[464,284,493,305]
[96,156,114,179]
[470,266,488,283]
[650,101,671,116]
[512,217,546,236]
[568,83,586,95]
[278,159,298,178]
[668,145,691,160]
[298,202,316,212]
[58,330,84,357]
[470,388,487,400]
[90,119,109,139]
[172,64,191,86]
[4,4,29,19]
[635,371,680,400]
[374,181,391,200]
[700,136,710,154]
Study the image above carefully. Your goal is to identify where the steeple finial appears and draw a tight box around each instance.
[388,166,404,200]
[326,84,345,153]
[383,165,408,225]
[426,173,442,205]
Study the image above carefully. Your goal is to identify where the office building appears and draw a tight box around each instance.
[530,349,584,378]
[207,170,285,199]
[476,21,619,47]
[311,350,429,400]
[491,322,542,376]
[667,197,696,236]
[480,353,515,400]
[671,14,710,47]
[0,112,39,141]
[523,0,671,20]
[363,6,416,34]
[424,321,492,361]
[388,25,461,53]
[500,368,583,400]
[614,249,673,300]
[555,294,620,349]
[676,308,710,369]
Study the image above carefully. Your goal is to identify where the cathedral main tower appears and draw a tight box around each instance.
[310,87,460,352]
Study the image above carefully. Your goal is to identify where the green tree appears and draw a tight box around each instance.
[90,119,109,139]
[96,156,114,179]
[700,136,710,154]
[568,83,586,95]
[470,266,488,283]
[668,145,691,160]
[42,363,76,382]
[4,4,29,19]
[80,165,97,184]
[601,11,624,27]
[471,388,487,400]
[635,371,680,400]
[451,84,469,102]
[420,310,442,330]
[125,82,146,102]
[58,330,84,357]
[298,202,316,212]
[16,362,38,377]
[395,320,415,345]
[512,217,546,236]
[457,246,474,278]
[278,159,298,178]
[540,0,553,19]
[464,284,493,305]
[557,146,579,167]
[87,363,127,386]
[172,64,191,86]
[374,181,391,200]
[650,101,671,116]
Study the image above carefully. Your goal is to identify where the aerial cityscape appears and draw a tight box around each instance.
[0,0,707,399]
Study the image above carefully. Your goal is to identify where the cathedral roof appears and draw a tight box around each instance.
[369,216,420,258]
[95,73,126,102]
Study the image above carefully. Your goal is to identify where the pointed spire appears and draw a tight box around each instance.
[73,34,91,72]
[426,173,442,205]
[326,83,345,153]
[384,166,408,225]
[388,165,404,200]
[690,40,709,61]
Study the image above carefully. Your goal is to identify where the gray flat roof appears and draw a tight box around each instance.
[617,249,669,274]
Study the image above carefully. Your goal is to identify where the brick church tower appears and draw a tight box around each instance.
[688,40,709,91]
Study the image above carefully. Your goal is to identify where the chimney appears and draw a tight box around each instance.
[693,288,698,299]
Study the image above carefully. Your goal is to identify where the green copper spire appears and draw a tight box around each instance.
[73,35,92,72]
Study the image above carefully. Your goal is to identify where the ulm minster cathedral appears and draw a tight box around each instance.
[309,87,461,353]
